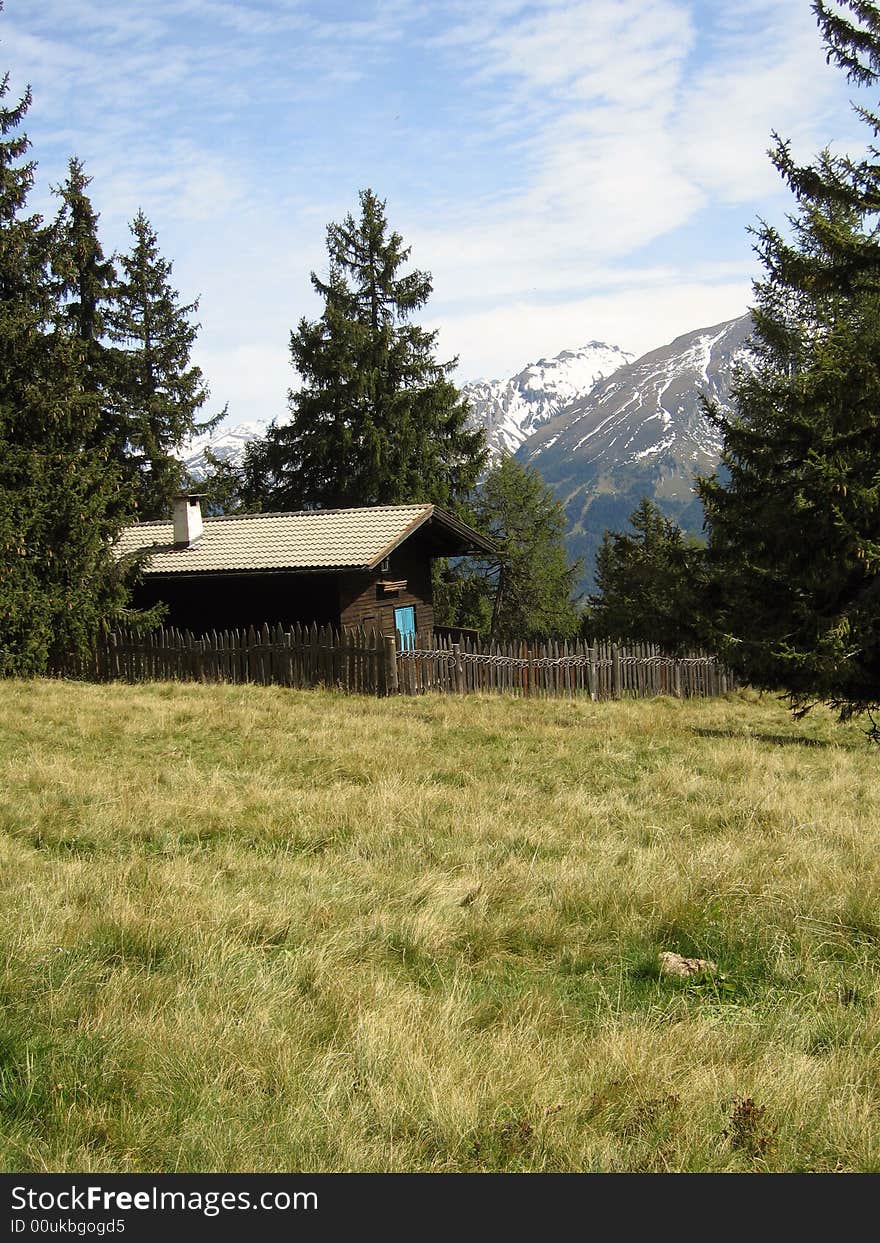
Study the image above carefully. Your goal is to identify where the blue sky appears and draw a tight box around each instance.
[2,0,872,426]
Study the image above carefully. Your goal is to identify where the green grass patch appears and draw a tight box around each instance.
[0,678,879,1171]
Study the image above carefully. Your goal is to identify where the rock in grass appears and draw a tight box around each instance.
[659,951,717,978]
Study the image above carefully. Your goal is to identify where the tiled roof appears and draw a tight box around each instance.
[114,504,492,574]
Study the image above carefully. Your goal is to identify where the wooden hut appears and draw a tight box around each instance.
[115,497,496,642]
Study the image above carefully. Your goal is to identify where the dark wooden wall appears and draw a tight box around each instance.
[131,536,436,636]
[338,539,433,635]
[133,571,341,634]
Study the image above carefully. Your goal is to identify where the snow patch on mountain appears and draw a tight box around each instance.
[182,419,273,481]
[180,340,632,479]
[461,341,633,458]
[524,315,754,477]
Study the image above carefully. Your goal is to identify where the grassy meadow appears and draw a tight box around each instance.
[1,677,879,1172]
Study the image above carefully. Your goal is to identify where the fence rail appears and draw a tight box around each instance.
[396,632,732,698]
[56,624,733,700]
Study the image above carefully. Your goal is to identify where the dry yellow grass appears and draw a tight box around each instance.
[1,678,878,1171]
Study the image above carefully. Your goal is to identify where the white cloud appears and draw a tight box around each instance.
[473,0,693,99]
[5,0,870,420]
[429,273,753,383]
[672,0,861,203]
[391,0,866,386]
[193,342,291,423]
[400,1,706,320]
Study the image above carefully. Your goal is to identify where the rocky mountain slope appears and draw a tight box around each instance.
[182,419,273,481]
[520,313,754,588]
[181,341,632,479]
[461,341,632,457]
[179,315,754,594]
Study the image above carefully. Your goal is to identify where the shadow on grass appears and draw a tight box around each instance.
[692,727,831,749]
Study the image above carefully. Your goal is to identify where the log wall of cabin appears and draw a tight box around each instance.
[338,541,433,635]
[133,571,342,634]
[132,530,441,636]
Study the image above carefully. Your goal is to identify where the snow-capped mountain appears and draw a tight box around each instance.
[462,341,633,458]
[523,315,751,475]
[520,313,755,587]
[181,340,632,479]
[182,419,272,480]
[179,317,754,591]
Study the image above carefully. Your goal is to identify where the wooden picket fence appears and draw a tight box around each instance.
[57,623,386,694]
[395,632,732,698]
[57,624,733,700]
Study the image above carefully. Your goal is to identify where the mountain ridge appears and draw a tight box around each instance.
[179,313,755,592]
[519,313,754,589]
[180,339,633,480]
[460,340,633,458]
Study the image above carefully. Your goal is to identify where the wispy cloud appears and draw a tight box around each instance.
[673,0,855,202]
[2,0,870,421]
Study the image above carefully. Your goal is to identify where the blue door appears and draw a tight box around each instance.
[394,605,416,651]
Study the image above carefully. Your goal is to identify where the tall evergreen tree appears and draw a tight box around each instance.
[583,499,705,651]
[446,456,581,641]
[107,209,221,519]
[52,158,115,364]
[698,0,880,724]
[50,157,120,467]
[0,67,48,443]
[244,189,486,510]
[0,53,132,674]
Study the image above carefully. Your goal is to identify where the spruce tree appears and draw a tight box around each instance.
[107,209,221,519]
[0,69,47,443]
[584,500,705,651]
[52,158,114,363]
[455,456,581,641]
[244,189,486,510]
[50,157,120,464]
[698,0,880,724]
[0,58,131,674]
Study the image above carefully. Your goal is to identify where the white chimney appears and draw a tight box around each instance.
[173,494,204,547]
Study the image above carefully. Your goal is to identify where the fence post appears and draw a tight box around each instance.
[194,637,205,683]
[611,643,621,699]
[452,642,465,694]
[526,648,534,698]
[383,632,399,696]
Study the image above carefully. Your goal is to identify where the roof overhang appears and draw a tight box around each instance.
[365,505,496,568]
